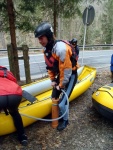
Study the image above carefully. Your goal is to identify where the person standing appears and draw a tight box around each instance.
[70,38,79,61]
[34,22,78,131]
[0,66,28,146]
[70,38,80,68]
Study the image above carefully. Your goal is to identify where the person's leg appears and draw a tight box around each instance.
[59,73,77,119]
[8,95,28,146]
[57,72,77,131]
[0,95,7,110]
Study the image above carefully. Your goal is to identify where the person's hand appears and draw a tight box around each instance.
[56,85,60,90]
[51,81,57,88]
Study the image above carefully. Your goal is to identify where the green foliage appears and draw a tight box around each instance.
[0,0,42,32]
[0,1,8,31]
[1,0,101,33]
[0,0,109,45]
[19,0,40,13]
[37,0,83,18]
[101,0,113,44]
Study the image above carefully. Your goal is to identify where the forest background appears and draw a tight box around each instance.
[0,0,112,49]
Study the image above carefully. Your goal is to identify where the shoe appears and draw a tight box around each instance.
[57,120,68,131]
[59,112,63,122]
[21,139,28,146]
[19,134,28,146]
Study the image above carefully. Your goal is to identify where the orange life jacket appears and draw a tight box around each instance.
[44,40,78,72]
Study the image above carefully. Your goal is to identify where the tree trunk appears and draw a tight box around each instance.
[53,0,57,37]
[6,0,20,81]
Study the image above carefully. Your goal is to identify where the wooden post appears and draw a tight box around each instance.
[7,44,15,76]
[22,45,31,84]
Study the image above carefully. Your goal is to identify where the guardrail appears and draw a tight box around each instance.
[0,47,42,51]
[0,44,113,51]
[79,44,113,48]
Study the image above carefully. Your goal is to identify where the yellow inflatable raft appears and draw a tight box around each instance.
[0,65,96,136]
[92,83,113,121]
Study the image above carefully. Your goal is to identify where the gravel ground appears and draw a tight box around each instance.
[1,68,113,150]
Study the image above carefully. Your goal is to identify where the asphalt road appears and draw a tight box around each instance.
[79,50,113,68]
[0,50,113,79]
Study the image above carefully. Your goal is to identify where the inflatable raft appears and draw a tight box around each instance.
[92,83,113,121]
[0,65,96,136]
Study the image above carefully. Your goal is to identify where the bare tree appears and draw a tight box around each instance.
[6,0,20,80]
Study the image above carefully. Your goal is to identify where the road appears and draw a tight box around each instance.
[79,50,113,68]
[0,50,113,79]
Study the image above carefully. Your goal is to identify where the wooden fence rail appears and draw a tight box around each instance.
[7,44,31,84]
